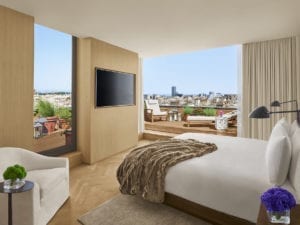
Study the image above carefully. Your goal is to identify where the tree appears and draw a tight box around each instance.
[37,100,55,117]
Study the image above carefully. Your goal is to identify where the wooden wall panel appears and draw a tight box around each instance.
[0,6,34,149]
[76,38,92,162]
[77,38,139,164]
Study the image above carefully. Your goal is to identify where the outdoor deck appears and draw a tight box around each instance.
[144,120,237,137]
[33,131,65,152]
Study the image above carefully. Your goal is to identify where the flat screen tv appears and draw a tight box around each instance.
[95,68,135,107]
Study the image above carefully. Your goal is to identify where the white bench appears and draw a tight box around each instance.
[186,115,215,127]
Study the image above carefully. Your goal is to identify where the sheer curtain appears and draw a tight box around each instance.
[241,37,300,140]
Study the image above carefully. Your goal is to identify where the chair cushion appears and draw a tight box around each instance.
[27,168,67,199]
[223,110,238,119]
[145,100,164,115]
[187,116,215,121]
[153,111,167,116]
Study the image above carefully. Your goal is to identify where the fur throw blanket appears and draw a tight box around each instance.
[117,139,217,203]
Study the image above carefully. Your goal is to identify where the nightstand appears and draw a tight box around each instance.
[257,204,300,225]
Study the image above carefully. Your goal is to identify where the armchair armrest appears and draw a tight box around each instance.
[18,149,69,171]
[0,147,69,172]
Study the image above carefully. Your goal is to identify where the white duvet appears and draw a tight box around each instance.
[165,133,296,223]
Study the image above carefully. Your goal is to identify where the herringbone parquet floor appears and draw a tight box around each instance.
[48,140,152,225]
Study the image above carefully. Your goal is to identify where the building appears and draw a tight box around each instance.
[171,86,176,97]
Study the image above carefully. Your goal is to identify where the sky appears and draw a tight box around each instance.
[34,24,72,93]
[143,45,239,95]
[34,24,238,94]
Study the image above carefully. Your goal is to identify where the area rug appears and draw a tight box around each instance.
[78,195,212,225]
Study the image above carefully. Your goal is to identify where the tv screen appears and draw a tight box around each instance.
[95,68,135,107]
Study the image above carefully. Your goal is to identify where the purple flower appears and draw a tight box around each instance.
[261,187,296,211]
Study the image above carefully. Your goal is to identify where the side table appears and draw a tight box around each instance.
[0,180,34,225]
[257,204,300,225]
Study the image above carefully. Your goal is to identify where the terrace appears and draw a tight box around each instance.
[144,105,238,139]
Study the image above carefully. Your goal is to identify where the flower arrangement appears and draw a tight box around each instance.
[261,187,296,212]
[3,164,27,190]
[261,187,296,223]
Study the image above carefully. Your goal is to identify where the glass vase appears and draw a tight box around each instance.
[3,178,26,190]
[267,210,290,224]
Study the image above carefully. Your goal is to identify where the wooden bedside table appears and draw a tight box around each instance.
[257,204,300,225]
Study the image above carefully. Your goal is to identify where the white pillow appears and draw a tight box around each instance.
[269,118,290,138]
[290,120,299,137]
[265,118,292,185]
[266,136,291,185]
[289,126,300,197]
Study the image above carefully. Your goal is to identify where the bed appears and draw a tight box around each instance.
[164,127,299,224]
[118,119,300,225]
[164,133,285,223]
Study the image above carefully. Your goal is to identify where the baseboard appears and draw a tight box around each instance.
[61,151,82,168]
[138,132,143,140]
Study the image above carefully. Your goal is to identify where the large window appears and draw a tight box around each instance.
[33,24,76,155]
[143,45,239,107]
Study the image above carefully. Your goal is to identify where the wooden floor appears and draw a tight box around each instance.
[48,124,236,224]
[145,120,237,137]
[48,140,152,225]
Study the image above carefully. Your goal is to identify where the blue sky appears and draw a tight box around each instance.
[34,24,72,92]
[34,24,238,95]
[143,46,239,95]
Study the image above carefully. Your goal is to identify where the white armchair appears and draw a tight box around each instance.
[0,147,69,225]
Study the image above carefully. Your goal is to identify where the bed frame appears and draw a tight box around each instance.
[164,192,255,225]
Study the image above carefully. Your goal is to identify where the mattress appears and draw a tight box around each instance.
[165,133,296,223]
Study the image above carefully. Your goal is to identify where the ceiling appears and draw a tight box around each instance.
[1,0,300,58]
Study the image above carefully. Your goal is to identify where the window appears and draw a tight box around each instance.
[33,24,76,155]
[143,46,239,107]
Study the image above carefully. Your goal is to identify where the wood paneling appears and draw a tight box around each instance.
[0,6,34,149]
[62,151,82,169]
[76,38,92,162]
[77,38,139,164]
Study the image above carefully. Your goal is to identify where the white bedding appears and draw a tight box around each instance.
[165,133,296,223]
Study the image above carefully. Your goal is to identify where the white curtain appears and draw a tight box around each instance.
[241,37,300,140]
[237,45,243,137]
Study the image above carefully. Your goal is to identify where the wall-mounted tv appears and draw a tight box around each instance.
[95,68,136,107]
